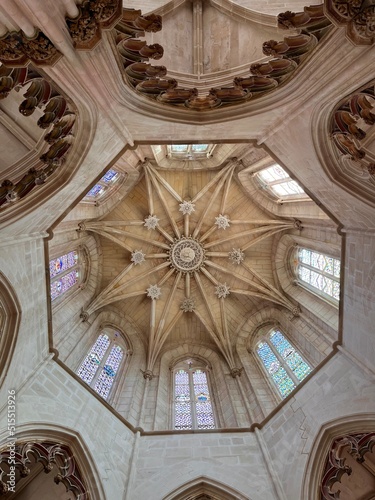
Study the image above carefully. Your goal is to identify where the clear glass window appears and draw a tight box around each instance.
[256,329,312,398]
[256,164,306,201]
[297,247,340,302]
[167,144,214,160]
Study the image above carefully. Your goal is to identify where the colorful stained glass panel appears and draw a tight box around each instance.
[50,270,79,301]
[49,251,78,278]
[77,334,110,384]
[86,184,104,198]
[102,169,118,183]
[94,344,123,399]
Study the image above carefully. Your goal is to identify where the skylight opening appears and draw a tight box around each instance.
[84,169,120,201]
[167,144,214,160]
[256,164,307,202]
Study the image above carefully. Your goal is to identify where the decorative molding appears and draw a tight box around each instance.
[228,248,245,265]
[325,0,375,45]
[146,284,162,300]
[0,29,61,67]
[321,432,375,499]
[0,441,89,498]
[180,298,196,312]
[215,283,231,299]
[115,4,332,110]
[329,81,375,205]
[0,66,76,210]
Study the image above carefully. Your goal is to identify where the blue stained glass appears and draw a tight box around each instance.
[102,169,118,183]
[86,184,104,197]
[257,342,279,373]
[94,344,123,399]
[77,334,110,384]
[50,270,79,301]
[258,338,297,398]
[49,251,78,278]
[270,331,291,357]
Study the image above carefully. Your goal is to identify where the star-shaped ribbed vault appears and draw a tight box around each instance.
[80,160,299,376]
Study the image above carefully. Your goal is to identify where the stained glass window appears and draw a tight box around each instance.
[77,332,125,400]
[256,329,312,398]
[83,169,120,200]
[297,248,340,302]
[174,366,215,430]
[49,251,80,301]
[257,164,306,200]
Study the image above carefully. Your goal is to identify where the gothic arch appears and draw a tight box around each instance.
[302,414,375,500]
[0,272,21,388]
[163,476,250,500]
[236,305,333,418]
[154,343,238,430]
[0,424,105,500]
[314,76,375,208]
[274,233,340,333]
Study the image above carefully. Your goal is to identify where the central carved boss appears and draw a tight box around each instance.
[168,237,205,273]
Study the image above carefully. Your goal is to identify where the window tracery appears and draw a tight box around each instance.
[296,247,340,302]
[256,164,307,202]
[173,361,215,430]
[77,331,125,400]
[83,169,121,201]
[256,329,312,398]
[49,250,80,301]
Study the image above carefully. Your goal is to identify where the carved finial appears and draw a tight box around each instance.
[215,283,230,299]
[215,214,230,230]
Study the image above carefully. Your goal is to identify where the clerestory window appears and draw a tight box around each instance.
[49,250,80,302]
[256,329,312,399]
[256,164,307,202]
[173,363,215,430]
[77,331,125,400]
[296,247,340,302]
[167,144,215,160]
[83,169,120,201]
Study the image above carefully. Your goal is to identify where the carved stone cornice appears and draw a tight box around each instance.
[66,0,122,50]
[0,30,61,67]
[325,0,375,45]
[0,66,76,210]
[0,441,88,499]
[117,3,332,111]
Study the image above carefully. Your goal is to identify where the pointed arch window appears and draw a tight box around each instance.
[49,250,80,301]
[296,247,340,302]
[77,332,125,400]
[256,329,312,398]
[173,363,215,430]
